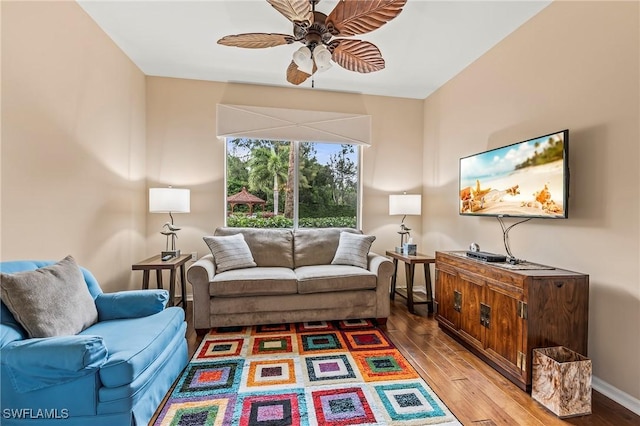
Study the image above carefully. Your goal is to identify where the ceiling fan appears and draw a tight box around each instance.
[217,0,407,86]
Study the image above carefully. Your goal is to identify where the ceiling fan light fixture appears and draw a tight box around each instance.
[293,45,313,74]
[313,44,332,72]
[218,0,407,85]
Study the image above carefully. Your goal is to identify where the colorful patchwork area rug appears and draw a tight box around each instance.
[154,319,461,425]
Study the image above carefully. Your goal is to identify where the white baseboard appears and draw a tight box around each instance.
[592,375,640,416]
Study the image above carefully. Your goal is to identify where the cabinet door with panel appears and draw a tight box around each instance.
[483,284,525,381]
[434,267,459,331]
[458,274,484,352]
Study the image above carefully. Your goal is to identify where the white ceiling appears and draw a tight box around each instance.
[77,0,551,100]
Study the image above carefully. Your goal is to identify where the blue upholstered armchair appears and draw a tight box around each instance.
[0,259,188,425]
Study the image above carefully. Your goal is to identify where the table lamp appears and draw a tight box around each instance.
[389,193,422,252]
[149,187,190,259]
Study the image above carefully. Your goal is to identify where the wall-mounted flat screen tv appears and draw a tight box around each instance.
[459,129,569,218]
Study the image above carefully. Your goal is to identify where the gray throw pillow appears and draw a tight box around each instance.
[204,233,257,273]
[331,232,376,269]
[0,255,98,338]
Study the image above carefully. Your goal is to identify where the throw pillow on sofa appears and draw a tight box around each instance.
[204,233,257,273]
[331,231,376,269]
[0,255,98,338]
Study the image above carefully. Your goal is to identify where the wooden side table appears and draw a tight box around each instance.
[132,254,190,310]
[385,250,435,314]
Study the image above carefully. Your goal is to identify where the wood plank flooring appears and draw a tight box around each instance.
[174,300,639,426]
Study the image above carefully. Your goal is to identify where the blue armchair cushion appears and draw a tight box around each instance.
[1,302,27,348]
[95,290,168,321]
[1,335,107,393]
[83,307,185,388]
[0,255,98,338]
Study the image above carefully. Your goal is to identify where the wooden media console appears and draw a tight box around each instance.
[434,251,589,391]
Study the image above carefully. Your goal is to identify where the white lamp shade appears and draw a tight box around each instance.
[293,46,313,74]
[313,44,332,72]
[389,194,422,216]
[149,188,190,213]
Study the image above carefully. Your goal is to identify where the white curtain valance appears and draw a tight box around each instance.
[216,104,371,145]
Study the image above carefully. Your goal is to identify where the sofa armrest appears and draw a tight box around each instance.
[188,254,216,282]
[367,252,393,277]
[368,252,394,319]
[95,290,169,321]
[187,254,216,330]
[1,335,107,393]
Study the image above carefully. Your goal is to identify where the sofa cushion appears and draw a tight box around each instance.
[293,228,361,267]
[295,265,377,294]
[83,307,185,388]
[211,290,377,318]
[204,234,257,273]
[215,227,294,268]
[211,267,298,297]
[0,255,98,338]
[331,232,376,269]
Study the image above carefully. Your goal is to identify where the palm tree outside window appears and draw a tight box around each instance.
[226,138,359,229]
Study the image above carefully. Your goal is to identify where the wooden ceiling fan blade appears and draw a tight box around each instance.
[326,0,407,37]
[217,33,294,49]
[331,39,385,73]
[286,60,313,85]
[267,0,313,25]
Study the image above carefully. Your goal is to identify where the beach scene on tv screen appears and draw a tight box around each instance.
[460,132,566,217]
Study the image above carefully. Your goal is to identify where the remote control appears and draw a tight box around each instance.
[161,254,172,261]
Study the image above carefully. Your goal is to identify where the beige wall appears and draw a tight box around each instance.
[422,1,639,403]
[1,1,147,292]
[145,78,424,268]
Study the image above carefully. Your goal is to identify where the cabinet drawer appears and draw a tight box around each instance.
[435,261,457,277]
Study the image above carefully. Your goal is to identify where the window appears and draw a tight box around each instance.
[226,138,360,228]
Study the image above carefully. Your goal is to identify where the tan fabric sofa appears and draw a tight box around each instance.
[187,227,394,333]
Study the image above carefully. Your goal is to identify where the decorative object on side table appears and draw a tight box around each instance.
[403,242,417,256]
[149,187,190,259]
[389,192,421,253]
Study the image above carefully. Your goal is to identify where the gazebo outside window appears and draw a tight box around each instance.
[227,187,266,215]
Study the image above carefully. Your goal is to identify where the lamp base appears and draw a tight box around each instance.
[161,250,180,259]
